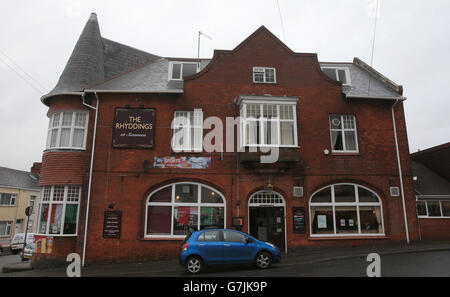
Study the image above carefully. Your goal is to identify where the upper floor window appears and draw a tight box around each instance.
[322,67,351,85]
[37,185,81,236]
[253,67,276,83]
[241,100,297,147]
[0,193,16,206]
[172,109,203,152]
[169,62,199,80]
[329,114,358,153]
[46,111,89,150]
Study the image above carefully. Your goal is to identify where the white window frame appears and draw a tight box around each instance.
[168,61,200,81]
[240,98,298,148]
[172,109,203,152]
[36,185,81,236]
[253,67,276,83]
[321,67,351,86]
[309,183,385,237]
[0,221,12,237]
[329,114,359,153]
[0,193,16,206]
[46,111,89,150]
[145,182,226,239]
[416,198,450,219]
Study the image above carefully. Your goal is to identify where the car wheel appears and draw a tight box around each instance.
[255,251,272,269]
[185,256,203,274]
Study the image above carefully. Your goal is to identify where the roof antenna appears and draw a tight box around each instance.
[368,0,380,96]
[197,31,213,71]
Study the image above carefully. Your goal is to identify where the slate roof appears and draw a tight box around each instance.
[411,142,450,182]
[0,167,40,191]
[411,161,450,196]
[42,13,405,104]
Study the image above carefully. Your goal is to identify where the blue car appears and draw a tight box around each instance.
[179,229,281,274]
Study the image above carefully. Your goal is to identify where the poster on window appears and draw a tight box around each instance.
[317,215,327,229]
[153,156,211,169]
[112,108,155,148]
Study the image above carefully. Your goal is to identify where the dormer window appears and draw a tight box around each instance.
[321,67,351,85]
[169,61,199,80]
[253,67,276,83]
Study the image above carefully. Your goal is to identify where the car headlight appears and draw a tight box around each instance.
[265,242,276,249]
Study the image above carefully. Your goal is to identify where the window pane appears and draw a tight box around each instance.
[338,69,347,84]
[344,131,357,151]
[199,230,220,241]
[53,186,65,202]
[330,115,342,129]
[427,201,442,217]
[38,204,49,234]
[254,71,264,82]
[147,206,171,235]
[323,68,337,80]
[263,120,278,145]
[360,206,383,234]
[335,207,358,234]
[334,185,356,203]
[246,120,259,145]
[59,128,71,147]
[343,115,355,129]
[0,194,12,205]
[416,201,427,216]
[246,104,260,118]
[182,63,197,78]
[441,201,450,217]
[75,113,87,127]
[331,131,344,151]
[52,113,60,127]
[280,122,294,145]
[67,186,80,202]
[150,186,172,203]
[200,207,224,230]
[265,68,275,82]
[311,187,332,203]
[49,204,63,234]
[175,184,198,203]
[173,206,198,235]
[172,63,181,79]
[0,222,8,236]
[201,187,223,203]
[50,129,58,148]
[358,187,379,203]
[62,112,73,126]
[223,230,247,242]
[311,206,334,234]
[63,204,78,234]
[72,128,85,147]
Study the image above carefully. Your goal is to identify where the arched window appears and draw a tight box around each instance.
[309,184,384,237]
[145,182,225,238]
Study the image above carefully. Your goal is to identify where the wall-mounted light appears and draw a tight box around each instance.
[109,202,115,209]
[264,180,274,193]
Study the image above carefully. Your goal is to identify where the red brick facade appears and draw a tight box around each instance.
[34,27,420,266]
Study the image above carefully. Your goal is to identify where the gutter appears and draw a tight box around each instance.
[81,92,99,267]
[391,99,410,244]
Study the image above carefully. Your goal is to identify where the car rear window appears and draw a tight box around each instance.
[182,232,193,244]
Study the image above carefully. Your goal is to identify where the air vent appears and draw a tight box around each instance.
[390,186,400,197]
[293,186,304,198]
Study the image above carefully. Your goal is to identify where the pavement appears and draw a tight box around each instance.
[1,240,450,277]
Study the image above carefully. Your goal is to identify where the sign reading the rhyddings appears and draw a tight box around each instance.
[103,211,122,239]
[112,108,155,148]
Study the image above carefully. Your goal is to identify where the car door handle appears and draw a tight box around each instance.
[223,244,231,246]
[199,244,205,246]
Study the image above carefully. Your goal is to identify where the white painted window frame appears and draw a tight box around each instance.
[309,183,385,237]
[241,100,298,148]
[329,114,359,153]
[36,185,81,236]
[172,109,203,152]
[321,67,351,86]
[0,221,13,236]
[0,193,16,206]
[145,182,226,239]
[168,61,200,81]
[416,198,450,219]
[46,111,89,150]
[253,67,276,83]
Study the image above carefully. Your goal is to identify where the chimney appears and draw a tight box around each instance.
[31,162,42,176]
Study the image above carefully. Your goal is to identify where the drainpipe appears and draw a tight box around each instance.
[391,99,410,244]
[81,92,99,267]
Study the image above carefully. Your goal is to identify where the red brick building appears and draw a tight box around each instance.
[34,13,420,266]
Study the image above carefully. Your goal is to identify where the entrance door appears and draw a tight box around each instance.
[248,190,286,253]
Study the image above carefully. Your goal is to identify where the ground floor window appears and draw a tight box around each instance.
[417,199,450,218]
[310,184,384,236]
[37,185,81,236]
[0,221,12,236]
[145,182,225,238]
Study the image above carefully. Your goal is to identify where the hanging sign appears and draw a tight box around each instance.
[112,108,156,148]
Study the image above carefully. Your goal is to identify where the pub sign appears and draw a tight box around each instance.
[112,108,156,148]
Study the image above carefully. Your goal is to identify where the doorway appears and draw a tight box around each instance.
[248,191,286,253]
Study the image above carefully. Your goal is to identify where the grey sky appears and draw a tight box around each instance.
[1,0,449,171]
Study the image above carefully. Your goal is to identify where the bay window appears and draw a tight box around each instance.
[145,182,225,238]
[46,111,89,150]
[310,184,384,236]
[240,97,298,147]
[38,185,81,235]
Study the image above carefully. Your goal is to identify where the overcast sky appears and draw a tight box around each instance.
[0,0,449,171]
